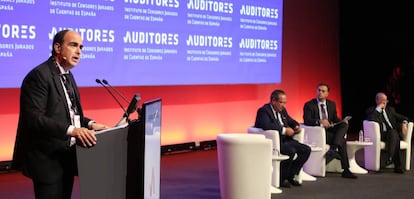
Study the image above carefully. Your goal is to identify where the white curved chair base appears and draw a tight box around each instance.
[270,186,282,194]
[300,170,317,181]
[326,159,343,173]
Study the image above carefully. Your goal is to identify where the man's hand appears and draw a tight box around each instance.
[293,126,302,134]
[286,126,302,136]
[71,127,97,147]
[320,119,331,128]
[402,122,408,138]
[377,103,386,110]
[91,122,109,131]
[285,127,295,136]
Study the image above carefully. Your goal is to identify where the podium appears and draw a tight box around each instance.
[76,98,162,199]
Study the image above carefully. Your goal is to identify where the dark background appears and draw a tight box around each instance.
[340,1,414,135]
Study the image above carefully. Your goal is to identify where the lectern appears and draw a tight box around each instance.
[76,98,162,199]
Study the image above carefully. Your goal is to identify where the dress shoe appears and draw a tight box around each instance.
[288,178,301,186]
[394,168,404,174]
[385,158,393,166]
[325,149,342,160]
[341,170,357,179]
[280,180,291,188]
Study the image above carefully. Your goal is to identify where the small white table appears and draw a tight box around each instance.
[346,141,373,174]
[271,154,289,194]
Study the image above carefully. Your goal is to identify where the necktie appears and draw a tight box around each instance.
[277,112,284,126]
[320,104,328,120]
[61,74,79,114]
[381,109,393,130]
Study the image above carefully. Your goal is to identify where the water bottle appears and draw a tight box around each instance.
[358,130,364,142]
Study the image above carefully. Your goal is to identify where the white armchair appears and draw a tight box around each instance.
[363,120,413,171]
[292,130,318,181]
[247,127,316,188]
[300,124,348,174]
[217,133,272,199]
[300,125,330,177]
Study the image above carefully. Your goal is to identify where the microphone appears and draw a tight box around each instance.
[124,93,141,118]
[97,79,141,126]
[102,79,129,103]
[116,93,141,127]
[96,79,127,114]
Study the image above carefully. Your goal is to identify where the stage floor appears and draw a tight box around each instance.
[1,148,414,199]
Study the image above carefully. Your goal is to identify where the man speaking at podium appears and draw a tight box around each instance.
[12,29,109,199]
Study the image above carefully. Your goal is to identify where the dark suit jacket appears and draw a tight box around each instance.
[254,103,300,143]
[12,57,92,183]
[303,98,341,126]
[366,105,408,136]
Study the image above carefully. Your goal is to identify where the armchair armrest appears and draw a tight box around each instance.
[248,127,281,156]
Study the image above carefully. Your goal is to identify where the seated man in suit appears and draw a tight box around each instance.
[255,89,311,187]
[366,92,409,173]
[303,83,357,179]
